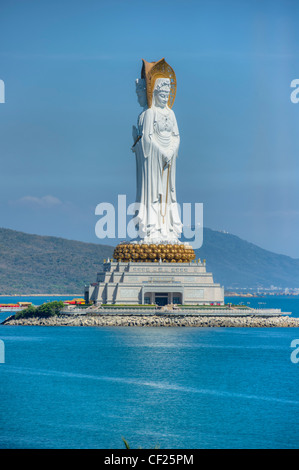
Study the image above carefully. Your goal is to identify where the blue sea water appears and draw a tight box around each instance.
[0,296,299,449]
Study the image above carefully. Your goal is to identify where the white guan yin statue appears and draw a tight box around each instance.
[131,58,183,244]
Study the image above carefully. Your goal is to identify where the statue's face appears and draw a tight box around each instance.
[155,89,170,108]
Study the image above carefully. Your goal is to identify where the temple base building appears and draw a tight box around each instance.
[84,259,224,306]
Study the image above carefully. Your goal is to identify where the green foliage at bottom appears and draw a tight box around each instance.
[121,436,160,449]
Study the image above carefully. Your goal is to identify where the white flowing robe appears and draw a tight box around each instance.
[133,105,182,242]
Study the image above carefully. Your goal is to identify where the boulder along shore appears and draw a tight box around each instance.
[2,314,299,327]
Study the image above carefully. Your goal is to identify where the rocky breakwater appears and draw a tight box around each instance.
[2,314,299,327]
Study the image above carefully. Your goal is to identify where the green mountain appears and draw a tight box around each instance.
[0,227,298,294]
[196,228,299,289]
[0,227,114,294]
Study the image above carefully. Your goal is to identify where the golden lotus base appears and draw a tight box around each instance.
[113,242,196,263]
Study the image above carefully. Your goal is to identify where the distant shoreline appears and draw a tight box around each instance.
[1,294,297,300]
[0,293,297,298]
[0,294,82,297]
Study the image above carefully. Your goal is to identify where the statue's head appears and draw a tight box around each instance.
[153,78,171,108]
[135,78,147,108]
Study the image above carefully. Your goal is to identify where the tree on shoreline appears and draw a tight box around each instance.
[14,301,65,319]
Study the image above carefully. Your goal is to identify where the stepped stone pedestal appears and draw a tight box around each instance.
[84,259,224,306]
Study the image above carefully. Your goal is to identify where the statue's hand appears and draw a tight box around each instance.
[164,149,174,164]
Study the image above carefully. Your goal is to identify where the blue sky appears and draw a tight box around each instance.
[0,0,299,257]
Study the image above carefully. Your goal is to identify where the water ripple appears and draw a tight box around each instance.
[3,365,299,407]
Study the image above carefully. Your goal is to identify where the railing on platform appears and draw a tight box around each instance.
[61,307,288,316]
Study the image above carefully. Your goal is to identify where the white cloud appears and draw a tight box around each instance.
[15,195,63,208]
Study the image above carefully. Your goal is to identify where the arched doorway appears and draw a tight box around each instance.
[143,290,183,306]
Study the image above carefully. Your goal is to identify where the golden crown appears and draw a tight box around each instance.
[141,58,177,109]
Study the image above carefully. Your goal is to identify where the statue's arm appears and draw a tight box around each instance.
[131,125,138,152]
[140,109,157,158]
[171,110,180,149]
[132,125,138,142]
